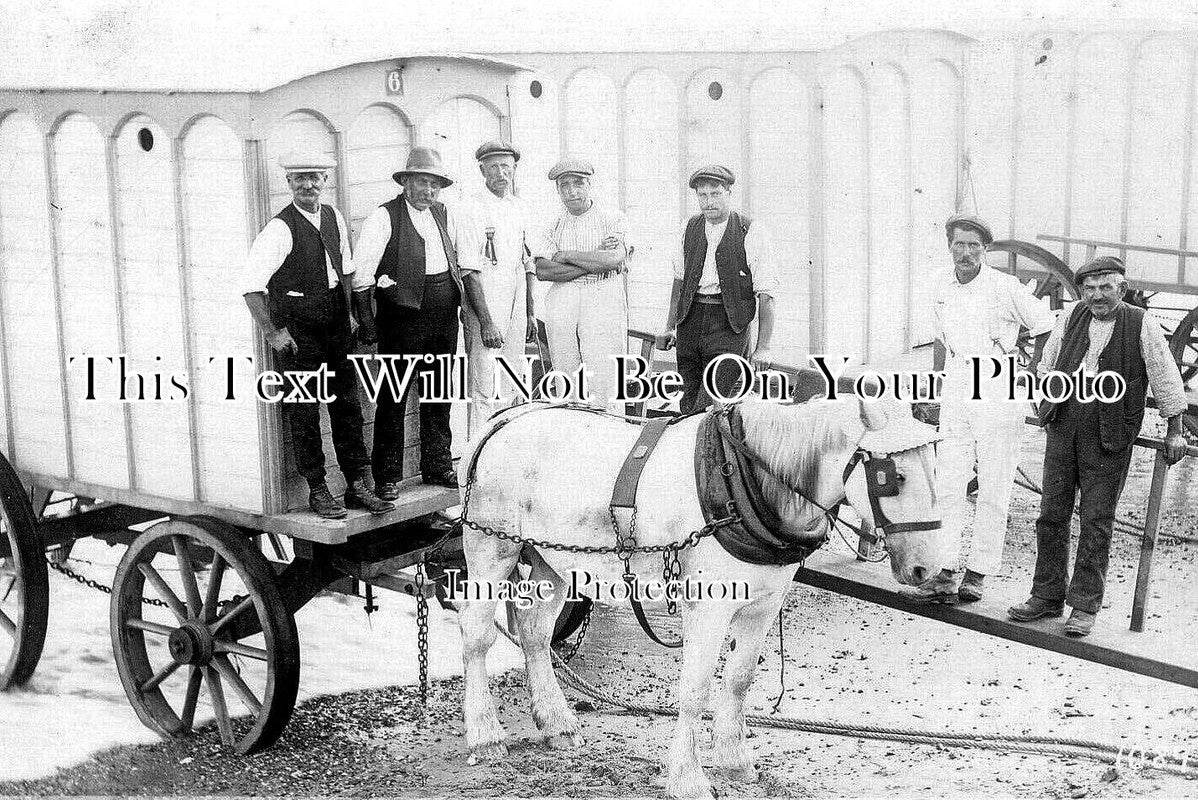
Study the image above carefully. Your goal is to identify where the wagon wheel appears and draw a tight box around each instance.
[0,451,48,689]
[988,239,1079,366]
[110,516,300,754]
[1170,305,1198,384]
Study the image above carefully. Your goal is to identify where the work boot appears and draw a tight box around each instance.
[912,569,958,604]
[376,481,401,502]
[423,468,459,488]
[1064,608,1096,637]
[309,483,347,520]
[344,478,394,515]
[1007,596,1064,622]
[957,570,985,603]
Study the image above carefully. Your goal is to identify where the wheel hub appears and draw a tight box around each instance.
[168,621,214,666]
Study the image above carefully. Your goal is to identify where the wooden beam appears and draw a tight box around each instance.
[1130,451,1170,631]
[170,136,204,502]
[42,133,76,481]
[104,133,138,492]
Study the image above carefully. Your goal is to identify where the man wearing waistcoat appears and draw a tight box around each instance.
[657,165,778,414]
[462,139,537,437]
[353,147,483,499]
[242,151,392,520]
[1009,256,1188,636]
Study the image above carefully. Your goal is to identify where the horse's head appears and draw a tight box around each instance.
[843,399,944,586]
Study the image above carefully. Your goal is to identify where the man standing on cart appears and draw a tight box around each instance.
[242,150,393,520]
[917,213,1056,603]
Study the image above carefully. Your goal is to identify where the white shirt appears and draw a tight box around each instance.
[241,202,352,295]
[467,190,534,277]
[670,213,779,298]
[533,202,631,278]
[351,196,475,290]
[932,262,1056,360]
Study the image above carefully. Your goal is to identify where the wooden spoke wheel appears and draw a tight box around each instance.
[0,451,48,690]
[988,239,1079,367]
[110,516,299,754]
[1169,306,1198,438]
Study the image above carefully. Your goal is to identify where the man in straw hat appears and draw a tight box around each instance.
[461,139,537,436]
[1009,255,1188,636]
[656,164,778,413]
[916,212,1056,603]
[242,150,393,519]
[352,147,484,498]
[532,156,631,408]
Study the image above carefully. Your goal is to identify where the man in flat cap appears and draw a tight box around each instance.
[1009,255,1187,635]
[352,147,484,496]
[461,140,537,436]
[532,157,631,407]
[916,212,1056,602]
[242,150,392,519]
[656,164,778,413]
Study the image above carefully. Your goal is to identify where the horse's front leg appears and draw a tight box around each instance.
[710,584,788,783]
[459,534,522,763]
[666,600,736,800]
[513,561,582,749]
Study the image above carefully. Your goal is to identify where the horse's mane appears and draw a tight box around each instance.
[738,399,859,526]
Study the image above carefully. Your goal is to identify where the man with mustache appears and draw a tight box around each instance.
[242,151,392,519]
[532,157,631,408]
[656,165,778,413]
[461,140,537,436]
[1010,255,1187,636]
[919,213,1056,603]
[352,147,484,497]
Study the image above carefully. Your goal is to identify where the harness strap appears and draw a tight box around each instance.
[610,417,672,509]
[624,573,684,648]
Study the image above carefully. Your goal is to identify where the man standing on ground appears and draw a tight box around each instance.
[656,165,778,413]
[1009,255,1188,635]
[242,151,392,519]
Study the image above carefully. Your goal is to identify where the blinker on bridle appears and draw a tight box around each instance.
[841,448,942,545]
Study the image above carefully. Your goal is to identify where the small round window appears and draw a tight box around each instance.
[708,81,723,101]
[137,127,154,152]
[530,80,543,99]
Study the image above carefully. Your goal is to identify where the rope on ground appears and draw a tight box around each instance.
[490,621,1198,778]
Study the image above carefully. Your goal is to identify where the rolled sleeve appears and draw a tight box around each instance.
[450,203,482,274]
[671,223,687,282]
[608,211,631,267]
[350,207,391,291]
[241,218,292,296]
[1141,315,1189,419]
[334,207,354,278]
[746,222,778,297]
[1036,311,1069,376]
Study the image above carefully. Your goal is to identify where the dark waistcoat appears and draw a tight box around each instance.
[267,203,345,326]
[374,196,459,311]
[677,211,756,334]
[1039,302,1147,453]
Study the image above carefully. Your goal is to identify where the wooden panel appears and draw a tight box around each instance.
[1070,35,1131,244]
[1013,35,1071,242]
[564,69,620,209]
[345,104,410,239]
[1125,37,1191,285]
[423,96,502,206]
[509,72,562,216]
[51,113,128,488]
[114,114,194,499]
[750,68,811,363]
[821,67,869,362]
[686,68,743,185]
[867,64,911,362]
[624,69,679,339]
[264,110,338,215]
[0,112,67,475]
[181,115,262,512]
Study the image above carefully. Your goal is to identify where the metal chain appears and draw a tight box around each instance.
[46,556,170,607]
[553,603,592,664]
[661,550,682,615]
[414,560,430,705]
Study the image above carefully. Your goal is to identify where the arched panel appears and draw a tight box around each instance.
[564,69,619,209]
[1126,37,1191,286]
[821,67,869,362]
[0,112,67,475]
[509,73,561,215]
[346,105,411,238]
[51,113,128,487]
[423,96,502,205]
[867,64,911,360]
[749,68,811,360]
[265,110,338,215]
[1070,36,1130,243]
[909,59,963,346]
[114,114,193,498]
[181,115,262,511]
[686,68,743,212]
[624,69,680,332]
[1013,36,1070,241]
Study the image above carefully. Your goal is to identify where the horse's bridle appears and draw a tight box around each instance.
[840,446,942,546]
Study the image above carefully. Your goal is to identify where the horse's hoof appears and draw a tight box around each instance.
[466,741,509,765]
[545,731,585,750]
[665,770,714,800]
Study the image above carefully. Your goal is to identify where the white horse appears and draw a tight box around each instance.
[456,397,943,799]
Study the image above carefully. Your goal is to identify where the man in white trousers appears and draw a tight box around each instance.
[920,212,1056,603]
[462,139,537,436]
[532,157,631,408]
